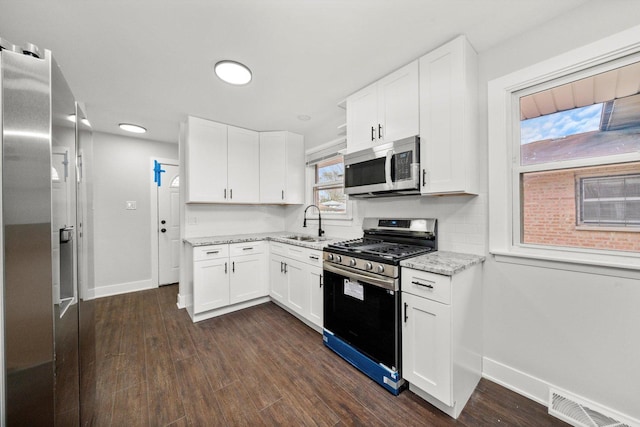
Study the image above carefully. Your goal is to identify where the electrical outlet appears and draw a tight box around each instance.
[126,201,137,210]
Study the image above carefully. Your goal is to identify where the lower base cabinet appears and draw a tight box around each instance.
[401,264,482,419]
[269,242,323,329]
[193,242,267,315]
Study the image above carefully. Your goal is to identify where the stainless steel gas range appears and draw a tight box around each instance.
[322,218,437,395]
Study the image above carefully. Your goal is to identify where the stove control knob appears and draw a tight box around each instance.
[376,265,385,273]
[349,259,357,267]
[336,255,342,263]
[365,262,373,271]
[327,254,334,261]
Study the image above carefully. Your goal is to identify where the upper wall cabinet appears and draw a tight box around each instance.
[185,116,259,203]
[259,131,304,204]
[419,36,478,195]
[346,61,419,153]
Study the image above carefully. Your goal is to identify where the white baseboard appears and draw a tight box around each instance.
[482,357,549,406]
[176,293,186,309]
[92,279,155,299]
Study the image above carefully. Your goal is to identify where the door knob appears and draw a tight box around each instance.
[161,228,167,233]
[161,220,166,224]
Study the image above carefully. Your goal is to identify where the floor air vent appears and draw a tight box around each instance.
[549,388,635,427]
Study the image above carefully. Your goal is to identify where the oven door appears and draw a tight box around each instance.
[323,262,400,371]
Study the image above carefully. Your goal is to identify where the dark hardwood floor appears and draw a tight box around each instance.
[94,284,567,426]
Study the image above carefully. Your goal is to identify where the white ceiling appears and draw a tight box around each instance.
[0,0,590,146]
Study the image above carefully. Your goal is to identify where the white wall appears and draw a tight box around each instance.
[92,132,178,297]
[479,0,640,420]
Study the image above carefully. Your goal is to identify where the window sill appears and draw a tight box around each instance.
[575,225,640,233]
[491,247,640,279]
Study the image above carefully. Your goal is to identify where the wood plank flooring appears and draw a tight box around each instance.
[94,284,567,426]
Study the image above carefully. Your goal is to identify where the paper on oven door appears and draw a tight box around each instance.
[343,279,364,301]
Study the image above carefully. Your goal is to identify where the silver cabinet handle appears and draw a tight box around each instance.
[224,188,227,199]
[230,188,233,199]
[404,302,408,322]
[284,263,288,274]
[281,190,284,200]
[242,247,254,251]
[232,261,235,273]
[371,126,375,141]
[378,123,382,139]
[411,280,434,289]
[206,250,220,255]
[280,262,284,273]
[319,274,323,288]
[309,255,319,260]
[225,262,228,274]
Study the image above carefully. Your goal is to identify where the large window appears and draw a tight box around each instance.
[516,60,640,254]
[313,155,346,214]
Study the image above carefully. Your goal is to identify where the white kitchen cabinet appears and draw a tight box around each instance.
[401,264,482,419]
[307,266,323,328]
[402,291,452,404]
[269,242,324,330]
[184,116,260,203]
[419,35,478,195]
[259,131,304,204]
[346,60,419,153]
[192,242,267,318]
[269,254,287,303]
[229,243,266,304]
[193,248,230,313]
[185,117,228,203]
[227,125,260,203]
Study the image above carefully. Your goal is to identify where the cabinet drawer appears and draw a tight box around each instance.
[230,241,264,257]
[303,249,322,268]
[193,245,229,261]
[402,268,451,304]
[270,242,287,256]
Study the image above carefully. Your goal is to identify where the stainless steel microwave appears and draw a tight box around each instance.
[344,136,420,197]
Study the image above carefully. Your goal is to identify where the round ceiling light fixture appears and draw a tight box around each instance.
[119,123,147,134]
[214,60,252,85]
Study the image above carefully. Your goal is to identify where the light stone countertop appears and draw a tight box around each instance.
[184,232,344,251]
[400,251,485,276]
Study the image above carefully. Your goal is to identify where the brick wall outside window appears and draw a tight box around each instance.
[522,162,640,252]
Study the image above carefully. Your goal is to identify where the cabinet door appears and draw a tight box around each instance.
[402,292,452,406]
[377,60,419,144]
[259,132,287,203]
[284,132,304,204]
[269,255,287,303]
[419,37,470,194]
[193,258,229,313]
[227,126,260,203]
[284,259,306,316]
[229,253,266,304]
[346,84,378,153]
[186,117,228,202]
[308,266,323,328]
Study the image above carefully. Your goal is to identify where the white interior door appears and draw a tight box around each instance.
[158,163,180,285]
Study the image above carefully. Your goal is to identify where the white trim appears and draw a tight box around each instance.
[92,279,154,299]
[176,292,186,309]
[305,137,346,156]
[482,357,640,426]
[150,157,179,288]
[482,357,549,406]
[488,23,640,265]
[190,297,270,322]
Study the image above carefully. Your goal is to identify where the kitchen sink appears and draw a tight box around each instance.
[283,235,326,243]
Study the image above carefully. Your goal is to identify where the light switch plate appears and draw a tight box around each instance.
[126,201,137,210]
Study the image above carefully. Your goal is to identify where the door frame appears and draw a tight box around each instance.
[150,157,179,288]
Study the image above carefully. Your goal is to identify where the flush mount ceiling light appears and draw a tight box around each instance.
[119,123,147,134]
[214,60,252,85]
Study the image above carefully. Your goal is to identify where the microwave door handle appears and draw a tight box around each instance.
[385,150,393,186]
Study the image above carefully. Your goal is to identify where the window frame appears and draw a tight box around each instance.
[305,153,352,221]
[577,173,640,229]
[488,24,640,273]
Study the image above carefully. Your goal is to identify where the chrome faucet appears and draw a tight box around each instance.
[303,204,324,237]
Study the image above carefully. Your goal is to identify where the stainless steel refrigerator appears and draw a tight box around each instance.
[1,39,95,425]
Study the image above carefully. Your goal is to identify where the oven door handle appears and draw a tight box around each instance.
[323,262,398,292]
